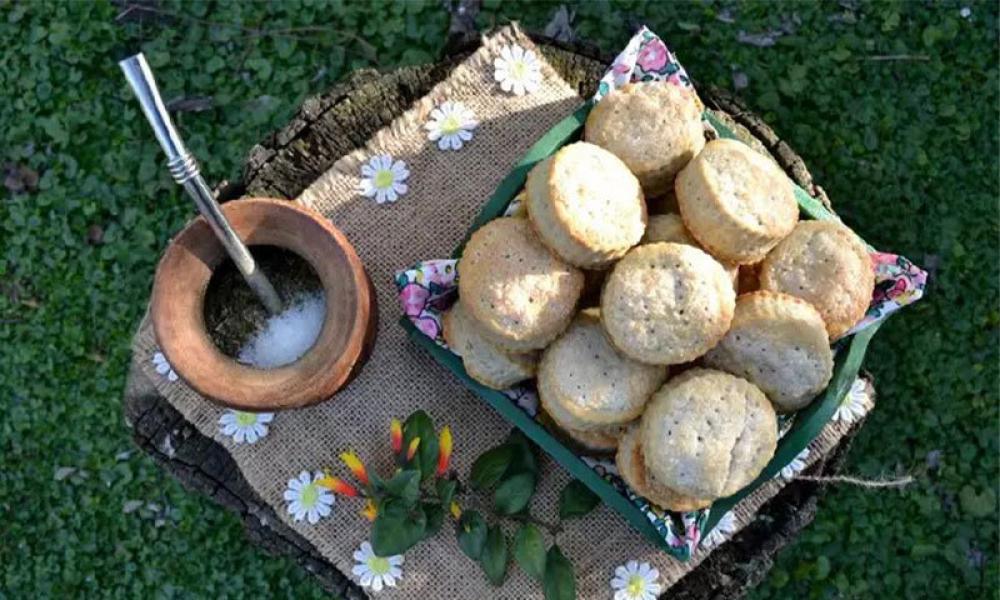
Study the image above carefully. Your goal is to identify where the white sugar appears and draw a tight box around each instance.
[238,292,326,369]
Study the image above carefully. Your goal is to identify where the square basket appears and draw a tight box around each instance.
[399,101,883,560]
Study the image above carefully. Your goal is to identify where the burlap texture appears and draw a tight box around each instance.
[133,25,872,598]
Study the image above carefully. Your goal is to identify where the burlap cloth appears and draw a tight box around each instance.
[134,25,873,598]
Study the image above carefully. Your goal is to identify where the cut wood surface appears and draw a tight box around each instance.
[124,33,862,599]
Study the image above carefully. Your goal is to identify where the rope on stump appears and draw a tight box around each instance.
[795,474,914,489]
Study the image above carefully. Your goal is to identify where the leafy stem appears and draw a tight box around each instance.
[505,511,563,537]
[321,412,598,599]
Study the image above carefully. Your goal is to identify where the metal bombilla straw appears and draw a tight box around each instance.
[119,53,283,315]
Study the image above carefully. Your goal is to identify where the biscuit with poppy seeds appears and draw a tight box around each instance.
[640,368,777,500]
[525,142,646,269]
[458,217,583,351]
[675,139,798,264]
[642,213,739,287]
[585,82,706,197]
[616,424,711,512]
[443,300,537,390]
[600,242,735,365]
[537,309,667,431]
[759,220,874,339]
[705,291,834,412]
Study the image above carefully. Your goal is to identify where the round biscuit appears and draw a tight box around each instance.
[640,368,777,499]
[537,309,667,430]
[759,220,874,339]
[525,142,646,268]
[642,214,739,287]
[705,291,833,412]
[675,139,798,264]
[443,300,537,390]
[600,243,735,365]
[458,217,583,351]
[553,419,624,453]
[615,424,711,512]
[585,82,706,197]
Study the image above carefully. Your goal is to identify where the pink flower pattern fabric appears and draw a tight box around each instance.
[847,252,928,335]
[394,259,457,344]
[593,26,693,101]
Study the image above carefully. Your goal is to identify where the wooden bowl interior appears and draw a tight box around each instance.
[151,198,373,410]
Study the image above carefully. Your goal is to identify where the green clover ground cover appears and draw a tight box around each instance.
[1,1,996,597]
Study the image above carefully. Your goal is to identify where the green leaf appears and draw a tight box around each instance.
[371,500,426,557]
[494,472,536,515]
[959,485,996,518]
[456,510,488,560]
[246,57,273,80]
[543,545,575,600]
[479,525,508,586]
[505,430,537,476]
[400,48,433,65]
[436,478,457,508]
[205,55,225,73]
[558,480,600,520]
[814,555,831,580]
[470,445,513,490]
[513,524,546,580]
[422,502,444,539]
[403,410,439,481]
[383,469,420,507]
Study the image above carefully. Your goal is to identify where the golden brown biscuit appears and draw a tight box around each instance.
[600,243,735,365]
[538,309,667,431]
[641,213,699,246]
[585,82,706,197]
[759,220,874,339]
[458,217,583,351]
[640,369,777,499]
[704,291,834,412]
[675,139,798,264]
[558,420,624,453]
[443,300,537,390]
[525,142,646,268]
[642,214,739,287]
[616,424,711,512]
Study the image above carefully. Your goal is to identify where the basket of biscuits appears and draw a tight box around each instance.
[395,27,925,559]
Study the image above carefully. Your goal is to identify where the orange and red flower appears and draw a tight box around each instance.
[317,474,360,497]
[390,418,404,455]
[406,437,421,461]
[361,499,378,522]
[436,426,453,477]
[339,451,370,486]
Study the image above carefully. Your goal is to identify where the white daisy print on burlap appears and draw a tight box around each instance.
[494,44,542,96]
[359,155,409,204]
[425,101,478,150]
[151,351,178,382]
[218,410,273,444]
[701,510,737,550]
[284,471,334,524]
[778,447,811,481]
[352,541,404,593]
[611,560,662,600]
[833,378,870,424]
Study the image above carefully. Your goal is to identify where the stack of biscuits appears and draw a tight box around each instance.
[445,81,876,512]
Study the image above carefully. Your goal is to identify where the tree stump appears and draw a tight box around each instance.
[123,33,866,599]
